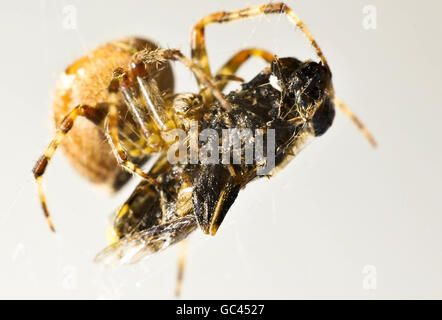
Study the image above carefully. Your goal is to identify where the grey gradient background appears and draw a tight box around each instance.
[0,0,441,299]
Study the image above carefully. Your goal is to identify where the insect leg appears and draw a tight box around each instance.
[191,2,329,77]
[32,104,106,232]
[215,48,274,91]
[334,97,377,147]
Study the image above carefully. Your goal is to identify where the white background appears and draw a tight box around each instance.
[0,0,441,299]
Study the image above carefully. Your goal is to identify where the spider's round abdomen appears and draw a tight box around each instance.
[52,37,174,192]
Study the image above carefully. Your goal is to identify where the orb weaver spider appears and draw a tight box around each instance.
[33,3,375,295]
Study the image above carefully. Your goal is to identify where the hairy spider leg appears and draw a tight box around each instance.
[32,98,161,232]
[334,97,377,147]
[191,2,329,83]
[104,90,161,188]
[133,48,232,111]
[215,48,274,91]
[191,3,376,147]
[175,239,188,297]
[33,105,106,232]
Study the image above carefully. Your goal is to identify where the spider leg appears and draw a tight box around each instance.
[333,97,377,147]
[134,48,232,111]
[214,74,245,87]
[104,90,161,188]
[175,239,188,297]
[215,48,274,91]
[191,2,329,79]
[33,104,107,232]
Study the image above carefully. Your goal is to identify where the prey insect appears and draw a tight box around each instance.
[33,3,376,295]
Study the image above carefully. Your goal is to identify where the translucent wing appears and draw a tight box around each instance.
[94,215,197,266]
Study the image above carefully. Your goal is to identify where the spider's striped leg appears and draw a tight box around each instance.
[32,104,106,232]
[104,88,161,188]
[215,48,274,91]
[334,97,377,147]
[134,48,231,111]
[191,3,376,146]
[175,239,188,297]
[191,2,329,81]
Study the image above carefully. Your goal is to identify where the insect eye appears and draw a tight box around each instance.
[311,98,335,136]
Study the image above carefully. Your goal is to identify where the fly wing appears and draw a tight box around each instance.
[112,155,173,237]
[94,215,197,266]
[112,180,162,237]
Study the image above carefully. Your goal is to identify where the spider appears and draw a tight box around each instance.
[33,3,376,295]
